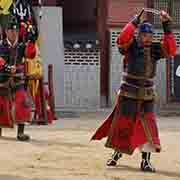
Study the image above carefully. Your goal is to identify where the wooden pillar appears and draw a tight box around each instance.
[48,64,57,120]
[147,0,154,23]
[97,0,109,107]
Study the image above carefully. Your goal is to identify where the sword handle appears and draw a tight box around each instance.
[137,9,145,19]
[133,9,145,25]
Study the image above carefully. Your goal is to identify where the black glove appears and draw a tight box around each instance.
[162,21,172,34]
[132,9,144,27]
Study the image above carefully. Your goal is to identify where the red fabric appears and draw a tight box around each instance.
[0,57,6,70]
[132,112,160,149]
[25,42,36,59]
[162,33,177,56]
[116,22,136,46]
[15,89,32,123]
[91,98,161,154]
[16,64,25,72]
[19,23,27,41]
[34,86,54,124]
[47,108,53,124]
[144,112,160,145]
[34,89,41,119]
[131,113,147,149]
[109,115,135,152]
[91,109,115,140]
[0,89,31,128]
[0,96,13,127]
[28,17,33,24]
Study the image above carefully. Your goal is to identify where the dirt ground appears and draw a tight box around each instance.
[0,111,180,180]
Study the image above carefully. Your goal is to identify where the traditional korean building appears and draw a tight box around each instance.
[32,0,180,112]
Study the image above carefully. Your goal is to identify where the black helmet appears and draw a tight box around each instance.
[6,15,19,30]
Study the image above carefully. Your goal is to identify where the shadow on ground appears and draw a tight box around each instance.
[107,164,180,178]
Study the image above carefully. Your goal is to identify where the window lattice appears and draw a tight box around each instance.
[153,0,180,25]
[153,0,169,25]
[173,0,180,25]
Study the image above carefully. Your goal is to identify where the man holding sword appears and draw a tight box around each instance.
[91,9,176,172]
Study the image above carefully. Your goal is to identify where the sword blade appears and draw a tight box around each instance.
[143,8,161,15]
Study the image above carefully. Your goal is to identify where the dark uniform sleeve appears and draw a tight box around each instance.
[152,42,162,61]
[0,42,7,59]
[0,43,12,73]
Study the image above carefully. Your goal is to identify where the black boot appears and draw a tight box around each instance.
[106,151,122,167]
[140,152,156,172]
[17,124,30,141]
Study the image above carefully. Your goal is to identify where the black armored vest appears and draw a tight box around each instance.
[126,39,162,78]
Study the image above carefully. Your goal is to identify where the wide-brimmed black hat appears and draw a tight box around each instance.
[6,15,19,30]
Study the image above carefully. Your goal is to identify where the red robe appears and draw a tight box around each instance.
[91,94,161,154]
[34,85,54,125]
[0,88,32,128]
